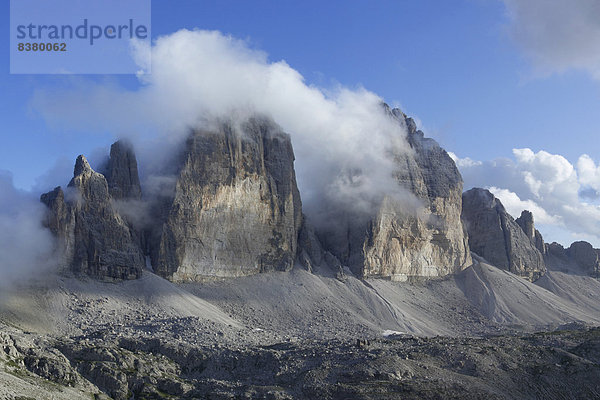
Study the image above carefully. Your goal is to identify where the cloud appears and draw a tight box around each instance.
[448,152,482,168]
[502,0,600,79]
[0,171,57,288]
[31,156,74,194]
[487,186,559,225]
[32,29,412,229]
[511,148,579,204]
[577,154,600,192]
[454,149,600,247]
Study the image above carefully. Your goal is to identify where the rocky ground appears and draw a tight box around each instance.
[2,323,600,399]
[1,261,600,399]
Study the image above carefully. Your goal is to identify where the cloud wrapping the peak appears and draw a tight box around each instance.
[33,29,411,225]
[0,172,57,287]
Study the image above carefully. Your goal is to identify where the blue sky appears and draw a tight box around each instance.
[2,0,600,246]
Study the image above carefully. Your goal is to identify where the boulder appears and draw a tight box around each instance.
[150,116,302,281]
[461,188,545,281]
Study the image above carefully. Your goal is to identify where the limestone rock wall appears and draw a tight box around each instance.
[103,140,142,200]
[462,188,546,281]
[567,241,600,277]
[516,210,547,256]
[150,117,302,281]
[318,107,472,280]
[41,155,145,281]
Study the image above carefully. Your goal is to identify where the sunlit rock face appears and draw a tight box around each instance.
[462,188,546,282]
[41,154,145,281]
[150,116,303,281]
[317,107,472,281]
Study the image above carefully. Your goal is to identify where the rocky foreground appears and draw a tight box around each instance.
[2,322,600,399]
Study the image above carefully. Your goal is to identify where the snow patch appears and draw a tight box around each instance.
[382,330,406,337]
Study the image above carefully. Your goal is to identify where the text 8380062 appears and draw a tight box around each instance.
[18,42,67,51]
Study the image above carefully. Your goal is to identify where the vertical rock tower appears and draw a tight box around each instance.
[317,106,472,280]
[104,140,142,200]
[516,210,547,256]
[461,188,546,281]
[150,116,303,281]
[41,152,145,281]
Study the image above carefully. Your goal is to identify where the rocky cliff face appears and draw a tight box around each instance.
[41,118,302,283]
[41,154,145,281]
[515,210,547,256]
[103,140,142,200]
[462,188,545,281]
[548,241,600,277]
[150,117,302,281]
[316,107,472,280]
[38,109,481,283]
[297,216,325,273]
[568,242,600,276]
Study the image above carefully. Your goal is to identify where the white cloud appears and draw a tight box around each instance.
[512,148,579,204]
[448,152,482,168]
[502,0,600,79]
[487,186,559,225]
[32,29,412,229]
[0,172,57,287]
[454,149,600,247]
[577,154,600,191]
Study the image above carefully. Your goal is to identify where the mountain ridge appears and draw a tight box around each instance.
[39,109,600,284]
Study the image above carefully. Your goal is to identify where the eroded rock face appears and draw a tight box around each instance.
[545,241,599,276]
[297,216,325,273]
[103,140,142,200]
[462,188,545,281]
[567,241,600,277]
[515,210,548,256]
[516,210,547,256]
[41,154,145,281]
[150,117,302,281]
[547,242,568,259]
[318,107,472,280]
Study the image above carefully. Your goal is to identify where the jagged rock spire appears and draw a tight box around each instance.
[462,188,546,281]
[41,144,145,281]
[104,140,142,200]
[516,210,547,256]
[73,155,92,176]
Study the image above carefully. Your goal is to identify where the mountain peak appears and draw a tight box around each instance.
[73,154,92,177]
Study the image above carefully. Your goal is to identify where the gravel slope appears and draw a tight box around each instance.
[1,258,599,399]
